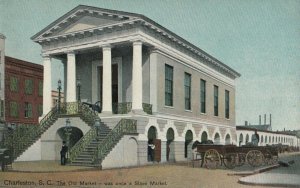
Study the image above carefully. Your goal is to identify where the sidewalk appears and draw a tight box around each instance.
[10,161,95,172]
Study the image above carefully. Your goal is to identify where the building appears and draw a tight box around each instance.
[14,5,241,168]
[0,33,5,141]
[51,90,64,108]
[5,56,43,125]
[239,114,272,131]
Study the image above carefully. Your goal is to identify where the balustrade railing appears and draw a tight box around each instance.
[68,126,97,162]
[112,102,152,115]
[92,118,137,165]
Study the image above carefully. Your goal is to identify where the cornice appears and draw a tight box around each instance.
[33,6,240,79]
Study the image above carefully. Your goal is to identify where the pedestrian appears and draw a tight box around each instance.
[251,130,260,146]
[148,140,155,162]
[60,141,68,165]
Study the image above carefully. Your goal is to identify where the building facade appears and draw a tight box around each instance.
[5,56,43,125]
[17,5,241,168]
[51,90,65,108]
[0,34,5,141]
[236,126,299,148]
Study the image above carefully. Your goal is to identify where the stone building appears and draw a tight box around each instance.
[14,5,241,168]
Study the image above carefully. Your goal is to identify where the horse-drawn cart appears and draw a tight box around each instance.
[195,144,278,169]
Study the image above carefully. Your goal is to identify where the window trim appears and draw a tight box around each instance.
[214,85,219,116]
[200,79,206,114]
[184,72,191,110]
[165,64,174,107]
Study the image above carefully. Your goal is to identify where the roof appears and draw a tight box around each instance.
[5,56,43,70]
[236,126,295,136]
[32,5,241,79]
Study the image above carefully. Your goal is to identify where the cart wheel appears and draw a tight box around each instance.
[203,149,221,169]
[236,153,246,166]
[223,153,237,169]
[264,151,274,165]
[272,155,279,164]
[246,150,264,167]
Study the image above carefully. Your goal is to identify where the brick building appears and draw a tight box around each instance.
[5,56,43,125]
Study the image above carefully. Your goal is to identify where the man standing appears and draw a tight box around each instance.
[60,141,68,165]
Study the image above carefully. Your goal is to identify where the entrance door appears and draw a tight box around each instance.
[153,139,161,162]
[98,64,118,105]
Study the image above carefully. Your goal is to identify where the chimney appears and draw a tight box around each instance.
[264,114,266,125]
[245,121,248,126]
[259,115,261,125]
[269,114,272,125]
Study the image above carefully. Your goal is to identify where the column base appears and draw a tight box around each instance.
[130,109,146,115]
[100,111,113,116]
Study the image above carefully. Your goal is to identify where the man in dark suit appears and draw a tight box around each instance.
[60,141,68,165]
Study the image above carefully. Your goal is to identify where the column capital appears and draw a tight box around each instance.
[101,44,112,51]
[64,50,77,55]
[41,53,51,59]
[132,40,143,46]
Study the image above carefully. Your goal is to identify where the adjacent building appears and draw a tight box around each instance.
[5,56,43,125]
[51,90,64,107]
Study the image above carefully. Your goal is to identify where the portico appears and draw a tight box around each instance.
[42,40,148,116]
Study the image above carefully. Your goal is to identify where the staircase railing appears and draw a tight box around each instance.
[92,118,137,165]
[68,126,97,162]
[112,102,152,115]
[3,106,59,159]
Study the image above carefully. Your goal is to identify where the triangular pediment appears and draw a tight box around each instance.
[31,5,140,40]
[56,15,122,35]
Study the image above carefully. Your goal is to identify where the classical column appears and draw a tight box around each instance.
[149,48,158,113]
[132,41,143,112]
[102,45,112,113]
[66,51,76,102]
[42,54,52,115]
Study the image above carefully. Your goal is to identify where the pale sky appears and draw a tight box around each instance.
[0,0,299,131]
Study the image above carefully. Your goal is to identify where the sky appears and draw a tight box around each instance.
[0,0,299,131]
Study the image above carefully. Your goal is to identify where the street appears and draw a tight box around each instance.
[0,152,299,188]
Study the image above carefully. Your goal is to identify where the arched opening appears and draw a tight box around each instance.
[147,126,157,162]
[272,136,274,143]
[214,133,220,144]
[225,134,231,145]
[166,128,175,162]
[246,134,249,143]
[124,137,138,167]
[184,130,193,159]
[276,136,277,143]
[265,136,267,144]
[261,135,264,143]
[56,127,83,161]
[56,126,83,148]
[239,133,244,146]
[269,136,271,143]
[201,131,208,143]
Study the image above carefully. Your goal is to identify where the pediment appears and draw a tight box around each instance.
[32,5,139,40]
[56,15,122,35]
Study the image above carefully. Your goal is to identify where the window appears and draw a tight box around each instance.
[24,102,32,118]
[214,85,219,116]
[225,90,230,119]
[10,101,19,117]
[25,79,34,95]
[38,80,43,96]
[165,64,173,106]
[10,76,19,92]
[200,79,206,113]
[0,100,4,117]
[38,104,43,116]
[184,73,191,110]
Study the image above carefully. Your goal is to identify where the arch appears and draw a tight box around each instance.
[184,130,193,159]
[214,133,221,144]
[265,135,267,144]
[246,134,249,143]
[124,137,138,167]
[239,133,244,146]
[225,134,231,145]
[261,135,264,143]
[147,126,157,162]
[269,136,271,143]
[201,131,208,142]
[147,126,157,140]
[272,136,274,143]
[166,128,175,162]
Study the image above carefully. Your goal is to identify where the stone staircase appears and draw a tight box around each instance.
[68,118,137,167]
[70,123,111,166]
